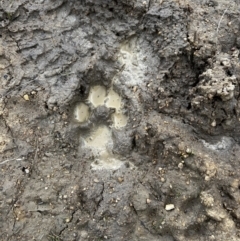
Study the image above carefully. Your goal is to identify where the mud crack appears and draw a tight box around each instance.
[131,203,154,235]
[94,182,105,216]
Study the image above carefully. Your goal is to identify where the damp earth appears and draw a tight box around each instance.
[1,0,240,241]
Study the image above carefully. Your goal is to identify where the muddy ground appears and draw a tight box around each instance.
[1,0,240,240]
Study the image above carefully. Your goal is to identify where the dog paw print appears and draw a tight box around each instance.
[73,84,129,170]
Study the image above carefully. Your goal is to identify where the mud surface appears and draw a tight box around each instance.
[1,0,240,240]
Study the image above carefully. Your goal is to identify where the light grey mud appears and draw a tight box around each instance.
[0,0,240,240]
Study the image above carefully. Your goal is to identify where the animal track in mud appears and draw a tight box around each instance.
[72,36,155,170]
[73,83,129,170]
[74,85,128,128]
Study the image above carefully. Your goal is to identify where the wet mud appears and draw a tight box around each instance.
[1,0,240,240]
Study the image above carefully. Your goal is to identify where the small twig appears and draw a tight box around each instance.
[0,156,22,165]
[217,5,230,35]
[32,136,40,175]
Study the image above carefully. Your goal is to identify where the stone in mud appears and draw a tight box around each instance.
[23,94,29,101]
[165,204,175,211]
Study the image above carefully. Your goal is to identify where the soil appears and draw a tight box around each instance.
[1,0,240,240]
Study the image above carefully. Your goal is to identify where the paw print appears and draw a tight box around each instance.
[73,84,128,170]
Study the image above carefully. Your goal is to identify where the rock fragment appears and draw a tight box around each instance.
[165,204,175,211]
[23,94,29,101]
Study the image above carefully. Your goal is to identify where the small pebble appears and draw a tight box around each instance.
[178,163,183,169]
[66,218,70,223]
[118,177,123,183]
[211,120,216,127]
[165,204,175,211]
[205,176,210,181]
[182,154,188,159]
[23,94,29,101]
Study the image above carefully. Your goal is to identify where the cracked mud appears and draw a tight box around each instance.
[1,0,240,241]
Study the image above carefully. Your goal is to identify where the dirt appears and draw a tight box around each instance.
[1,0,240,240]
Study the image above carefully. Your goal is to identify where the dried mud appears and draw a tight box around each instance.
[1,0,240,240]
